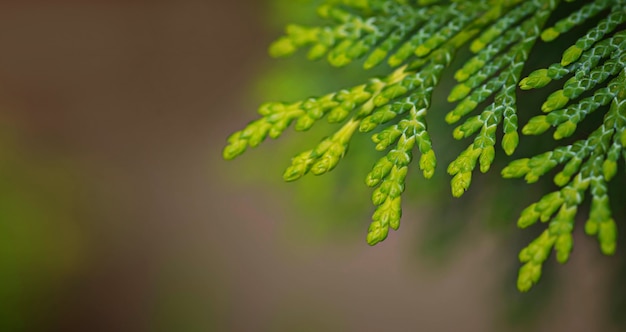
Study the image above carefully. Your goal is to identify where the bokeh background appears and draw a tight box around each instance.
[1,1,625,331]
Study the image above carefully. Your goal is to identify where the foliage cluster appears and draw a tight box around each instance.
[224,0,626,291]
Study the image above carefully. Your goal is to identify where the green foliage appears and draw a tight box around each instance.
[224,0,626,292]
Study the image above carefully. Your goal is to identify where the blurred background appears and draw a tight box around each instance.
[0,1,625,331]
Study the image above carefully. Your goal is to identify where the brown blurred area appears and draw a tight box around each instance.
[0,1,622,332]
[0,1,268,331]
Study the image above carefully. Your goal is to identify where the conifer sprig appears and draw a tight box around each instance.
[505,2,626,291]
[223,0,626,292]
[446,0,557,197]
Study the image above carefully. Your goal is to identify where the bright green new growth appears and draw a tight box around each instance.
[224,0,626,292]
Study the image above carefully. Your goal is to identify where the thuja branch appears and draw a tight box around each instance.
[223,0,626,292]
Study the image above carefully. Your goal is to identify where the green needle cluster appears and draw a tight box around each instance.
[224,0,626,292]
[505,2,626,291]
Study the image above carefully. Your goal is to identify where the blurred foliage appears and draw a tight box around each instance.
[0,120,85,331]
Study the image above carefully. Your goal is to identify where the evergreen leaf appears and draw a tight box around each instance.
[224,0,626,292]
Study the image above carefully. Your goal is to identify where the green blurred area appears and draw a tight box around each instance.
[0,121,85,331]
